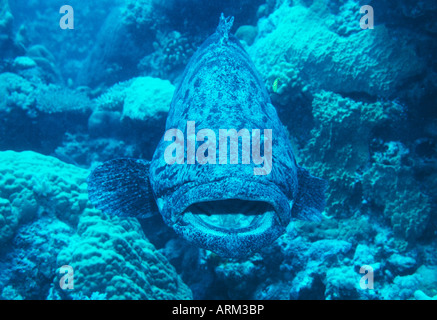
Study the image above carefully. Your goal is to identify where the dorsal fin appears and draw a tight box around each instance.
[216,13,234,44]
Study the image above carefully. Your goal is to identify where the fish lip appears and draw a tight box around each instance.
[161,177,291,257]
[182,209,277,234]
[168,177,291,227]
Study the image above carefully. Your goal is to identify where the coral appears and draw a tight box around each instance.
[0,73,92,153]
[77,6,153,87]
[0,71,91,116]
[215,258,264,299]
[381,274,421,300]
[122,77,174,121]
[54,134,136,167]
[12,56,37,70]
[89,76,175,161]
[291,90,431,243]
[352,244,377,270]
[138,31,197,81]
[415,265,437,298]
[387,253,417,276]
[95,76,174,122]
[122,0,166,38]
[0,72,36,114]
[324,266,361,300]
[0,198,17,246]
[299,91,404,218]
[35,85,92,114]
[362,162,432,243]
[414,290,437,300]
[235,25,258,46]
[94,79,133,112]
[0,151,192,300]
[249,2,424,99]
[305,239,352,262]
[0,151,91,243]
[123,0,263,36]
[3,217,75,299]
[297,89,431,243]
[55,210,192,300]
[25,45,63,84]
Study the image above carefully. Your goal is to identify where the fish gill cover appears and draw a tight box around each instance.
[0,0,436,301]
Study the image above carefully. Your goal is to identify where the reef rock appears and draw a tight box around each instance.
[55,211,192,300]
[0,151,191,300]
[249,1,423,99]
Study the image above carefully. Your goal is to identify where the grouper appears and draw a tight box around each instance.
[87,14,327,258]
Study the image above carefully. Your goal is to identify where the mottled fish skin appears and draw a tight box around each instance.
[88,14,326,259]
[149,15,324,258]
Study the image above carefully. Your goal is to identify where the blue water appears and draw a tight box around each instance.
[0,0,436,300]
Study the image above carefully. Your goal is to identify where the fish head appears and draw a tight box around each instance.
[149,135,297,258]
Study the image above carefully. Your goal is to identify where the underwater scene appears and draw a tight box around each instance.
[0,0,436,300]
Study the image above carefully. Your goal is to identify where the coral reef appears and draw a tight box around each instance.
[298,91,404,217]
[249,1,424,100]
[0,73,92,154]
[0,150,91,238]
[55,211,192,300]
[79,0,265,87]
[77,6,151,87]
[94,76,174,121]
[0,0,435,301]
[0,151,191,300]
[362,162,431,244]
[138,31,198,81]
[121,77,174,121]
[235,25,258,46]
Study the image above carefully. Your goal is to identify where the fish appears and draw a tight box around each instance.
[272,78,280,93]
[87,14,327,258]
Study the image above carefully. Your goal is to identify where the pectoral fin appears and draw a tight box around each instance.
[87,158,158,218]
[291,166,327,221]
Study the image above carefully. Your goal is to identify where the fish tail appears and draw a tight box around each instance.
[217,13,234,44]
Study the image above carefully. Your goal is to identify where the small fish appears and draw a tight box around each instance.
[88,14,327,258]
[272,77,280,93]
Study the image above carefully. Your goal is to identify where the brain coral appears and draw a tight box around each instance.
[0,151,192,300]
[56,210,192,300]
[0,150,90,244]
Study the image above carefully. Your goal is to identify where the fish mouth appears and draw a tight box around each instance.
[163,177,291,258]
[183,199,275,232]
